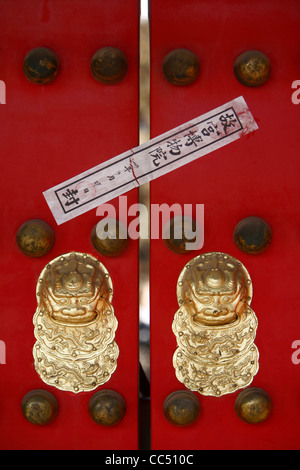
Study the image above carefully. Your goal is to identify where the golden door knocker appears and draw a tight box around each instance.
[33,252,119,393]
[173,252,259,397]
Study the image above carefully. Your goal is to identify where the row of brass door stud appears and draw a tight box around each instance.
[23,47,128,85]
[21,387,272,427]
[16,218,130,257]
[164,387,272,426]
[164,216,271,254]
[21,389,126,426]
[22,47,270,87]
[163,49,271,87]
[16,215,271,258]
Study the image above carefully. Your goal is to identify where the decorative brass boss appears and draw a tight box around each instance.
[235,387,272,424]
[16,219,54,258]
[234,50,271,87]
[23,47,60,85]
[162,49,200,86]
[33,252,118,393]
[21,390,58,426]
[173,252,259,397]
[91,47,128,84]
[163,390,201,427]
[89,390,126,426]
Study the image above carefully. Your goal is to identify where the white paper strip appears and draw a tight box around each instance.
[44,96,258,225]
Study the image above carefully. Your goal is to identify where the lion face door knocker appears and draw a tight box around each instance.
[173,252,259,397]
[33,252,119,393]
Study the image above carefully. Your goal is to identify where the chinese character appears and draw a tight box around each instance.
[207,121,220,135]
[124,158,139,173]
[150,146,168,167]
[107,171,121,181]
[219,113,237,134]
[184,131,203,147]
[201,121,221,137]
[167,139,183,156]
[62,188,80,206]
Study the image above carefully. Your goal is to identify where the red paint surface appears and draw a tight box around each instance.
[150,0,300,450]
[0,0,140,450]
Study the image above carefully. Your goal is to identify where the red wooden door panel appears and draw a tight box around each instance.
[0,0,140,450]
[149,0,300,450]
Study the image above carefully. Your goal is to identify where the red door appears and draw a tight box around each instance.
[149,0,300,450]
[0,0,140,450]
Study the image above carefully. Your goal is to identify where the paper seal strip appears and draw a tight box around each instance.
[43,96,258,225]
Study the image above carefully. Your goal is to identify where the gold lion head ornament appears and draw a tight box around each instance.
[33,252,118,393]
[173,252,259,397]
